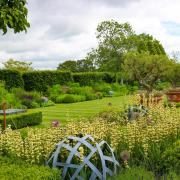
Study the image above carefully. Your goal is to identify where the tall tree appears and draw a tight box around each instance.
[57,59,95,72]
[57,60,77,72]
[86,21,167,72]
[3,59,33,72]
[87,20,134,72]
[0,0,30,34]
[76,59,95,72]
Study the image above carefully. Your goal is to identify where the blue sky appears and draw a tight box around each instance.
[0,0,180,69]
[162,21,180,36]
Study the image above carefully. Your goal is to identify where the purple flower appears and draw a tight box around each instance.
[22,95,33,100]
[52,120,60,127]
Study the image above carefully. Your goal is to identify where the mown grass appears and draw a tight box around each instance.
[37,96,130,127]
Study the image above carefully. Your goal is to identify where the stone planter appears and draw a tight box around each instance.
[166,89,180,102]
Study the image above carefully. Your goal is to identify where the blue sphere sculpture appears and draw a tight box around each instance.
[46,135,119,180]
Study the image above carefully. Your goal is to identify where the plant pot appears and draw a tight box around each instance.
[166,89,180,102]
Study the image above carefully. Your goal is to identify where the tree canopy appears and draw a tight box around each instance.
[0,0,30,34]
[2,59,33,72]
[122,52,170,92]
[57,59,95,72]
[86,20,167,72]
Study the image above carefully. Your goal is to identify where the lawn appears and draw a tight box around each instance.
[37,96,130,127]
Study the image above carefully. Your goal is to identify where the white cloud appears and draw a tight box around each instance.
[0,0,180,69]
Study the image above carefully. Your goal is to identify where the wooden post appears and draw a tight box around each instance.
[2,102,7,130]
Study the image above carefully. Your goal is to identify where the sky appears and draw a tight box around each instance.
[0,0,180,69]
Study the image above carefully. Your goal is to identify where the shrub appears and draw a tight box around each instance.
[162,140,180,173]
[0,69,24,89]
[0,155,61,180]
[12,88,42,109]
[93,82,112,96]
[97,107,126,124]
[0,111,42,129]
[41,100,55,107]
[155,81,171,91]
[23,71,73,93]
[0,84,22,109]
[55,94,86,103]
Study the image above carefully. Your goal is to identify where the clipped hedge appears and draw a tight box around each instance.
[0,69,24,89]
[0,111,42,129]
[0,155,61,180]
[73,72,115,86]
[23,71,73,93]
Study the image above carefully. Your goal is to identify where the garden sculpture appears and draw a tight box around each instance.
[46,135,119,180]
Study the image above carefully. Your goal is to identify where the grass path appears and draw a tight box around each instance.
[37,96,129,127]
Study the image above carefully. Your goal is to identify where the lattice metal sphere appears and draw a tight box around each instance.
[46,135,119,180]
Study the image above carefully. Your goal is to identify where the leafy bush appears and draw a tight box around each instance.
[93,82,112,96]
[23,71,73,93]
[12,88,43,109]
[155,81,171,91]
[0,155,61,180]
[0,83,22,109]
[97,107,126,124]
[162,140,180,173]
[0,111,42,129]
[111,84,129,96]
[41,100,55,107]
[55,94,86,103]
[0,69,24,89]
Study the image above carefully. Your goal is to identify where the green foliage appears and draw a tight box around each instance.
[113,84,130,96]
[55,94,86,103]
[41,100,55,107]
[0,155,61,180]
[132,33,166,55]
[165,61,180,87]
[122,53,170,92]
[3,59,33,72]
[57,60,77,72]
[85,20,166,73]
[0,69,24,89]
[0,0,30,34]
[93,82,112,96]
[57,59,95,72]
[162,140,180,173]
[12,88,42,109]
[155,81,171,91]
[92,20,134,72]
[0,111,42,129]
[73,72,115,86]
[112,167,155,180]
[97,107,126,124]
[0,83,22,109]
[23,71,73,93]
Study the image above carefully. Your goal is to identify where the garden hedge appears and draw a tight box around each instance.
[0,69,24,89]
[0,156,61,180]
[73,72,115,86]
[0,111,42,129]
[23,71,73,93]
